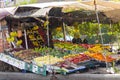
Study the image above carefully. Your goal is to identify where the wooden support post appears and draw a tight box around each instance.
[62,22,66,42]
[24,29,28,49]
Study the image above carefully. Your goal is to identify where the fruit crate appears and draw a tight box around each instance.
[0,53,47,76]
[77,60,100,69]
[96,61,113,67]
[61,66,86,75]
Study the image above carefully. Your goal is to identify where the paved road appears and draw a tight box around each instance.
[1,72,120,80]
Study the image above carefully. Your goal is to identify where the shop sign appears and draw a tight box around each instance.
[0,53,25,69]
[25,63,47,76]
[0,53,47,76]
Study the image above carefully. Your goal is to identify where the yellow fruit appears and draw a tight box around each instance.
[33,26,39,30]
[29,35,34,39]
[17,30,22,38]
[44,21,49,27]
[7,37,14,42]
[16,40,22,46]
[10,32,17,37]
[34,55,64,66]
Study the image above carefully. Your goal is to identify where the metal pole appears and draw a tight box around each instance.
[63,22,66,42]
[24,23,28,49]
[46,16,50,47]
[24,29,28,49]
[94,0,104,44]
[117,33,120,49]
[94,0,109,71]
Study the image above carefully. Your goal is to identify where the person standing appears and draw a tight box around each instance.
[72,33,82,44]
[82,38,88,44]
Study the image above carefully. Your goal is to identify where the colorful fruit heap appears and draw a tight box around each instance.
[54,60,75,69]
[63,54,90,64]
[7,31,23,46]
[34,55,64,66]
[85,52,115,62]
[27,26,44,47]
[54,41,87,53]
[34,47,69,58]
[53,40,94,49]
[88,44,103,53]
[85,44,116,62]
[13,49,42,63]
[79,44,94,49]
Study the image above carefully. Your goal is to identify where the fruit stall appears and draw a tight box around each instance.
[0,37,118,75]
[0,4,120,77]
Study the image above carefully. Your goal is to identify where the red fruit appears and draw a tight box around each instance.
[73,58,79,64]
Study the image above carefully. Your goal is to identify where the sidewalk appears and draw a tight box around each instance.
[1,72,120,80]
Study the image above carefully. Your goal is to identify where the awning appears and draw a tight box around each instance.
[0,9,10,20]
[12,7,53,18]
[9,6,62,19]
[30,7,52,17]
[0,7,15,20]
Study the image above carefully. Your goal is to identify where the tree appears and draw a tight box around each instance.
[16,0,38,6]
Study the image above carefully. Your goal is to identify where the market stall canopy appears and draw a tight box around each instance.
[6,1,120,24]
[52,0,120,24]
[6,1,83,19]
[81,0,120,23]
[7,6,63,19]
[81,0,120,11]
[0,9,9,20]
[63,10,108,26]
[6,5,63,29]
[0,7,15,20]
[103,9,120,23]
[12,6,40,18]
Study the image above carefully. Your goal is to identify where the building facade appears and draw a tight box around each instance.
[38,0,77,3]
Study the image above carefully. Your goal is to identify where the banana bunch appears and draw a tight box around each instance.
[16,40,22,46]
[63,53,80,59]
[32,41,39,47]
[32,26,39,30]
[29,34,35,39]
[27,30,32,33]
[10,31,17,37]
[88,45,102,53]
[7,37,14,42]
[44,21,49,27]
[56,27,62,31]
[34,55,64,66]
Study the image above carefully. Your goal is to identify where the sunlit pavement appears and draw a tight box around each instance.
[1,72,120,80]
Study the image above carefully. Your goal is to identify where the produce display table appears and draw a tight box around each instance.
[0,43,119,76]
[0,53,47,76]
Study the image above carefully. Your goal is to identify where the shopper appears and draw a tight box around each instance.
[82,38,88,44]
[72,33,82,44]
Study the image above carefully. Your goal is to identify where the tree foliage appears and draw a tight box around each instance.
[52,21,120,44]
[16,0,37,5]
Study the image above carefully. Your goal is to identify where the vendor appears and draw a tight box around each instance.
[72,33,82,44]
[81,35,88,44]
[82,38,88,44]
[117,49,120,54]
